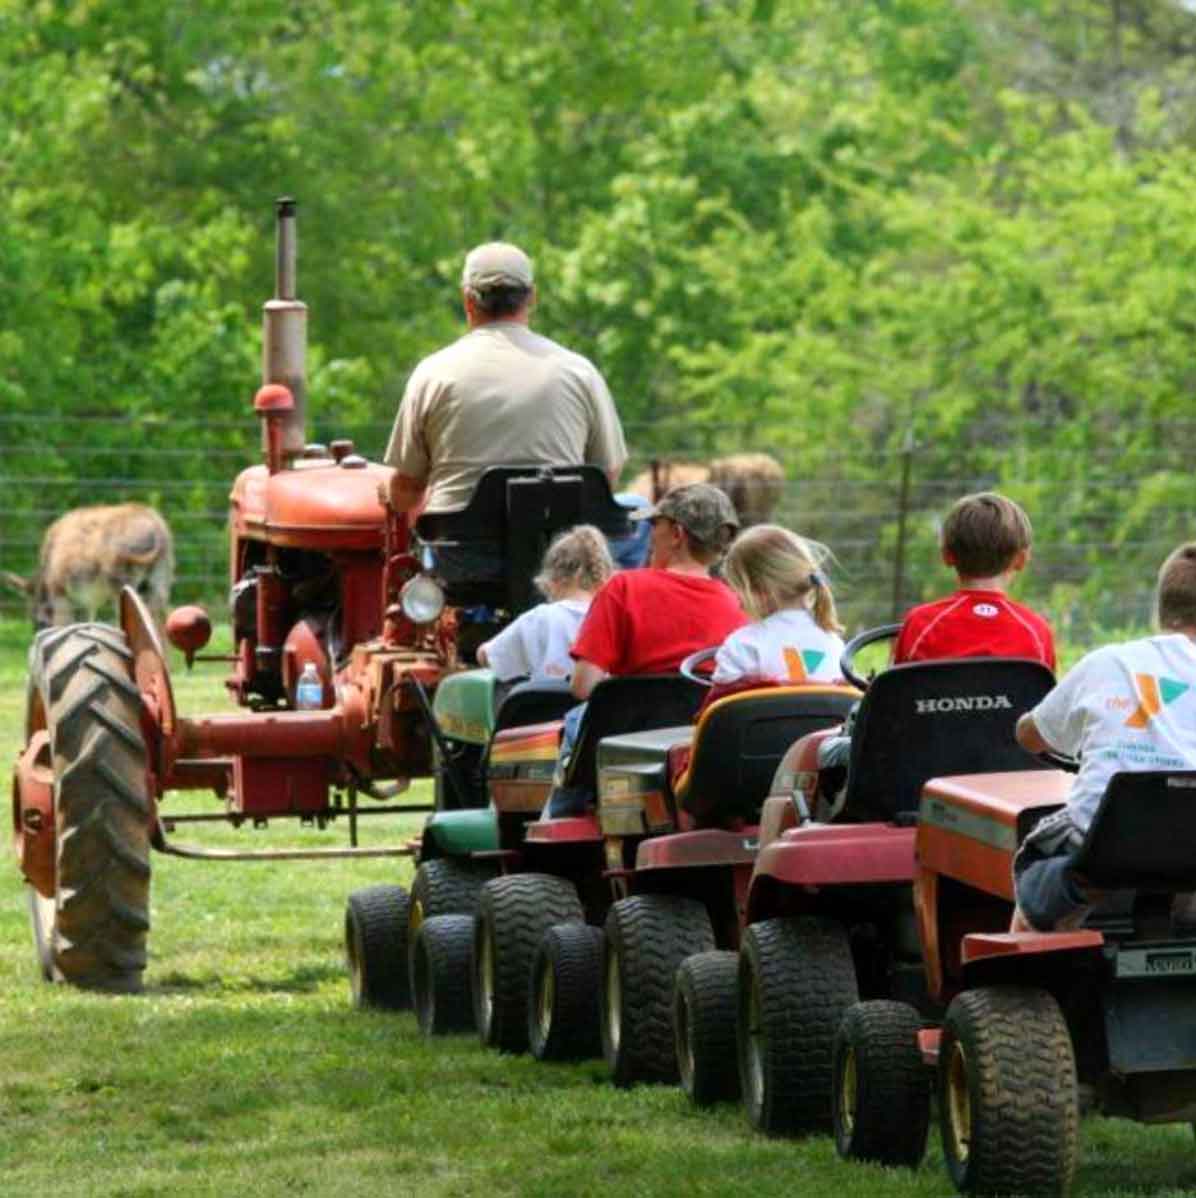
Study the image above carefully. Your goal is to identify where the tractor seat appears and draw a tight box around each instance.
[843,657,1056,823]
[678,684,859,829]
[492,678,575,737]
[414,465,630,616]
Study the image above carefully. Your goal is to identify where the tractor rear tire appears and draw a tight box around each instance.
[474,874,584,1053]
[528,922,604,1061]
[412,914,475,1035]
[25,623,152,993]
[675,950,741,1106]
[833,1000,930,1167]
[738,916,859,1136]
[939,986,1078,1196]
[602,894,716,1088]
[345,884,412,1010]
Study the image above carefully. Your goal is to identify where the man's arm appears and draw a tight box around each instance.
[387,470,427,514]
[571,659,608,700]
[1015,712,1052,755]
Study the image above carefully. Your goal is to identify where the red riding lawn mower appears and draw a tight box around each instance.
[721,627,1055,1136]
[11,198,628,994]
[832,758,1196,1196]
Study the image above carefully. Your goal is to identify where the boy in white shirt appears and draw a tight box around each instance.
[1013,542,1196,930]
[477,525,614,682]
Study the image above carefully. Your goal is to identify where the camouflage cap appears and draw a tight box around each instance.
[631,482,740,547]
[461,242,534,290]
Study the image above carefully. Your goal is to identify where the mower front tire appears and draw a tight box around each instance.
[345,884,411,1010]
[528,922,604,1061]
[939,986,1078,1196]
[675,950,741,1106]
[833,1000,930,1167]
[412,914,475,1035]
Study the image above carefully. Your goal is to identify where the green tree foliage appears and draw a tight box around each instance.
[2,0,1195,628]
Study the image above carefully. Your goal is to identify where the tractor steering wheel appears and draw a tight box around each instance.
[679,645,721,687]
[839,623,902,692]
[1036,749,1080,774]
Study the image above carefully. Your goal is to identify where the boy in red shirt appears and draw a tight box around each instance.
[893,491,1054,669]
[543,482,747,817]
[818,492,1055,801]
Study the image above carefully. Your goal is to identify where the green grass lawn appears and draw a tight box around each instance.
[2,619,1196,1196]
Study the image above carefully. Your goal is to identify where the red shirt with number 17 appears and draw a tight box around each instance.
[893,588,1056,671]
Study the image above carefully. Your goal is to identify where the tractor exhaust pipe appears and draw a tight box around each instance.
[261,196,307,464]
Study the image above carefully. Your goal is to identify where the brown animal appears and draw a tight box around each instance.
[3,503,174,630]
[625,452,786,526]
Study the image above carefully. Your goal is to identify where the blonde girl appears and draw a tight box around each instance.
[714,524,845,687]
[478,525,614,681]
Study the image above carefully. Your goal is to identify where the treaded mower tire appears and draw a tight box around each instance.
[528,922,604,1061]
[602,894,716,1087]
[675,950,740,1106]
[412,914,475,1035]
[833,1000,930,1167]
[345,884,412,1010]
[474,873,583,1053]
[738,916,858,1136]
[409,857,494,980]
[25,623,152,993]
[939,986,1078,1196]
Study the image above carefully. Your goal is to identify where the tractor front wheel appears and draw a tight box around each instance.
[22,624,152,993]
[675,950,741,1106]
[528,922,604,1061]
[411,914,475,1035]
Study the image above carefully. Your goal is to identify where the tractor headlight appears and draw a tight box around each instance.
[400,574,445,625]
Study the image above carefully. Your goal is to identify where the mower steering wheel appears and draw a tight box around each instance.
[839,623,902,692]
[679,646,720,687]
[1036,749,1080,774]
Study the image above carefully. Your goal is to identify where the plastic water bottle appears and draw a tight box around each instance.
[295,662,323,710]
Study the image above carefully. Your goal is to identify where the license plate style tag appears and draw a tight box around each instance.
[1116,942,1196,980]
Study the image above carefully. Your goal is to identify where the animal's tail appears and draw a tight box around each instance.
[2,571,30,594]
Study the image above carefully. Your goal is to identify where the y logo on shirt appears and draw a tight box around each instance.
[1126,674,1190,728]
[783,648,826,683]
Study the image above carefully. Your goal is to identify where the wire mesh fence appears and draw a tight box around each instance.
[0,411,1188,649]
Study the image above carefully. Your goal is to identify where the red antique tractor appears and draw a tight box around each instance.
[10,198,629,994]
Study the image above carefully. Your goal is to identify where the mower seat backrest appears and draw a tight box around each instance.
[844,657,1055,823]
[682,686,859,828]
[564,674,705,795]
[492,679,575,737]
[1073,771,1196,891]
[414,465,630,616]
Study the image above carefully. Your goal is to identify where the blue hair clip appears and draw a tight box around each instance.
[809,571,824,588]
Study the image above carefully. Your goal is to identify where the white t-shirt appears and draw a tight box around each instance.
[712,607,846,686]
[1031,634,1196,832]
[479,597,591,682]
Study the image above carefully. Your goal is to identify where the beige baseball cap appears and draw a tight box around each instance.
[461,242,534,290]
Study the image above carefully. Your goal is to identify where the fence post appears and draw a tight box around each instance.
[890,427,916,621]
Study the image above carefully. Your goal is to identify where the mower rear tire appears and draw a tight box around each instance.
[528,922,604,1061]
[24,624,152,993]
[939,986,1078,1196]
[412,914,475,1035]
[474,873,583,1053]
[345,884,411,1010]
[833,1000,930,1167]
[738,916,858,1136]
[602,894,716,1087]
[675,950,740,1106]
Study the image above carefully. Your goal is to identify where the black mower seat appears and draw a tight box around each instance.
[414,465,630,616]
[492,678,575,737]
[844,657,1056,823]
[561,673,706,799]
[1073,771,1196,892]
[679,684,859,829]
